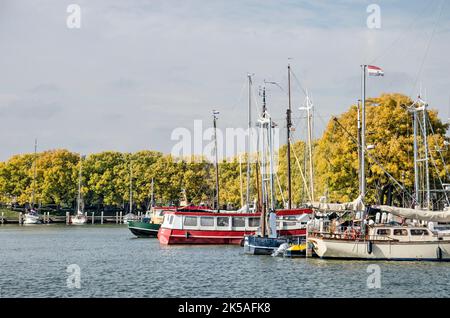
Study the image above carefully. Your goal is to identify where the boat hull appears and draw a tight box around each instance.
[243,236,288,255]
[23,214,42,224]
[71,215,87,225]
[308,237,450,261]
[128,221,160,238]
[158,228,306,245]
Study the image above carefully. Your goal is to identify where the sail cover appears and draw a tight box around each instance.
[374,205,450,222]
[310,195,365,212]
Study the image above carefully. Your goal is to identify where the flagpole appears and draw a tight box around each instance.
[361,65,367,203]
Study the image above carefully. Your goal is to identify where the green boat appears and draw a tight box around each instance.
[128,219,161,238]
[127,206,169,238]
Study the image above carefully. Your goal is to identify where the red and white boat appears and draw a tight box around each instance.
[158,208,312,245]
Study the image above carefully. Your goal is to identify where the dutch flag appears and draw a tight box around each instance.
[368,65,384,76]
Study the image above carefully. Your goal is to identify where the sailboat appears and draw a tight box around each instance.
[244,68,312,255]
[71,154,87,225]
[23,139,42,225]
[307,65,450,261]
[123,160,137,224]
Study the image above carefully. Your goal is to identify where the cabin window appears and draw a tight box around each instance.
[184,216,198,227]
[232,217,245,227]
[377,229,391,236]
[393,229,408,236]
[217,217,229,227]
[168,215,174,225]
[248,217,260,227]
[200,217,214,227]
[410,229,429,236]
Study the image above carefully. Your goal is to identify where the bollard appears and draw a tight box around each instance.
[101,211,104,225]
[92,212,95,225]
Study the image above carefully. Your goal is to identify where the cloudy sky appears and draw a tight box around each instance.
[0,0,449,160]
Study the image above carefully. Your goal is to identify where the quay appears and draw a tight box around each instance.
[0,211,145,225]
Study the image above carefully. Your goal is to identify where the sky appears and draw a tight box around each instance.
[0,0,449,161]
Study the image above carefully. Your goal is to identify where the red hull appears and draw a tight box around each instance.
[158,227,306,245]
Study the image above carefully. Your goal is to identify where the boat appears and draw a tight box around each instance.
[24,139,42,225]
[158,208,311,245]
[71,154,87,225]
[307,67,450,261]
[123,159,138,224]
[23,209,42,224]
[308,224,450,261]
[128,214,161,238]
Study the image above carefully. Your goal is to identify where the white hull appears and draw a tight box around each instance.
[309,237,450,261]
[23,214,41,224]
[71,214,87,225]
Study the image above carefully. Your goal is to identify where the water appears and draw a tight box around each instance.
[1,225,449,298]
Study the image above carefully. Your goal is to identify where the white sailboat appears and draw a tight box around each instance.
[24,139,42,225]
[71,154,87,225]
[308,65,450,261]
[123,160,137,224]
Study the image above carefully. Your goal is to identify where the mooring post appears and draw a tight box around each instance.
[101,211,104,224]
[19,212,23,225]
[120,211,123,224]
[47,212,50,224]
[1,211,4,225]
[66,212,70,225]
[92,212,95,225]
[115,212,118,224]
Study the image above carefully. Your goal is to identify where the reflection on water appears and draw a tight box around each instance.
[0,225,449,298]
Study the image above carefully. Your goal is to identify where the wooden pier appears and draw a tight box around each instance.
[0,211,142,225]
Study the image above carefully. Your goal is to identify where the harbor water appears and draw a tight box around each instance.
[1,225,449,298]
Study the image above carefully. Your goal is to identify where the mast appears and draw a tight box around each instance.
[246,74,252,212]
[150,178,154,209]
[287,64,292,209]
[31,138,37,208]
[423,102,431,209]
[306,95,314,201]
[413,109,420,206]
[213,110,220,212]
[77,154,83,213]
[129,159,133,214]
[239,155,244,208]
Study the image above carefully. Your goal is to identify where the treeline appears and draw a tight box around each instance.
[1,94,449,210]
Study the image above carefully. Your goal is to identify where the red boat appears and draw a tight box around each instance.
[157,208,312,245]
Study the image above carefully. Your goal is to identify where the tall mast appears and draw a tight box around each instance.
[306,95,315,201]
[413,109,419,206]
[77,154,83,213]
[287,64,292,209]
[246,74,252,212]
[239,155,244,208]
[129,159,133,214]
[423,102,431,209]
[31,138,37,208]
[150,178,154,209]
[213,110,220,212]
[360,65,367,202]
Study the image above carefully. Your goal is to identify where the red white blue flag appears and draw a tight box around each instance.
[368,65,384,76]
